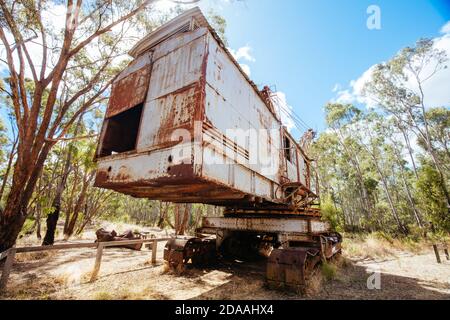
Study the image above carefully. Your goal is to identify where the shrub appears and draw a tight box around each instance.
[320,195,341,231]
[321,262,337,281]
[19,218,35,237]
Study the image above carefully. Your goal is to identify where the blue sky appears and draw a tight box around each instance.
[198,0,450,137]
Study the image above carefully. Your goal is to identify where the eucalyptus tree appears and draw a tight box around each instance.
[364,39,450,211]
[382,121,424,228]
[42,116,82,245]
[311,133,349,229]
[355,113,409,234]
[418,107,450,169]
[0,0,200,251]
[324,103,373,223]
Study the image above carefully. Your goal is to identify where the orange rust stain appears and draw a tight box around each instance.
[154,86,199,145]
[94,170,109,186]
[107,67,151,118]
[117,166,131,181]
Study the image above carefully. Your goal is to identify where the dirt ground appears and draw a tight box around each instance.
[1,224,449,300]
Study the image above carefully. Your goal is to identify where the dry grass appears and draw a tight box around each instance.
[92,287,166,300]
[305,255,351,297]
[14,250,57,263]
[305,270,323,296]
[1,275,68,300]
[3,229,449,300]
[342,233,431,260]
[93,291,113,300]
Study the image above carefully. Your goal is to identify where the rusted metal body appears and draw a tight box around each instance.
[106,67,152,118]
[94,7,342,292]
[199,216,330,235]
[94,8,318,213]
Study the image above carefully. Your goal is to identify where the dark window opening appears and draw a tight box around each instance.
[284,136,292,162]
[99,103,143,157]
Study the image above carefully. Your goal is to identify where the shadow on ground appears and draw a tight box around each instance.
[189,258,450,300]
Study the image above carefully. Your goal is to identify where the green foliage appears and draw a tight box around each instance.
[372,231,394,243]
[364,177,378,194]
[315,102,450,235]
[314,35,449,237]
[20,218,35,237]
[320,195,341,232]
[416,165,450,232]
[321,262,337,281]
[417,107,450,165]
[207,9,228,46]
[325,103,361,129]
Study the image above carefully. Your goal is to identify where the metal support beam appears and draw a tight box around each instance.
[201,216,329,234]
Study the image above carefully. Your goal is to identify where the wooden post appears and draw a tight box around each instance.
[0,249,9,261]
[0,248,16,292]
[90,243,104,282]
[433,244,441,264]
[0,238,170,287]
[151,241,158,264]
[319,236,327,261]
[430,223,442,264]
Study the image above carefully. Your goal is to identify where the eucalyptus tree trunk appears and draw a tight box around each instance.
[0,0,156,252]
[391,143,423,228]
[334,129,372,219]
[64,172,93,239]
[42,117,81,245]
[174,204,192,235]
[371,153,407,234]
[416,76,450,211]
[399,126,419,180]
[0,137,17,202]
[157,202,171,229]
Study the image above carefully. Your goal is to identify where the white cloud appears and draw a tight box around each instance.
[333,65,378,108]
[440,21,450,34]
[42,3,67,32]
[154,0,180,11]
[239,63,251,76]
[228,45,256,62]
[422,34,450,107]
[334,89,354,104]
[270,91,296,132]
[332,83,341,93]
[228,45,255,77]
[332,28,450,109]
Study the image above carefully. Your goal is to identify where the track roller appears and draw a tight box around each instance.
[266,232,342,293]
[266,248,321,293]
[164,236,216,271]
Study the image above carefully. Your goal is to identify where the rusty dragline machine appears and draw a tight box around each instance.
[93,7,342,292]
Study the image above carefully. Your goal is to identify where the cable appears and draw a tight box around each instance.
[270,93,312,133]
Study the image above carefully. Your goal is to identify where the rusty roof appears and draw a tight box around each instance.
[128,8,273,117]
[129,7,209,58]
[128,7,312,158]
